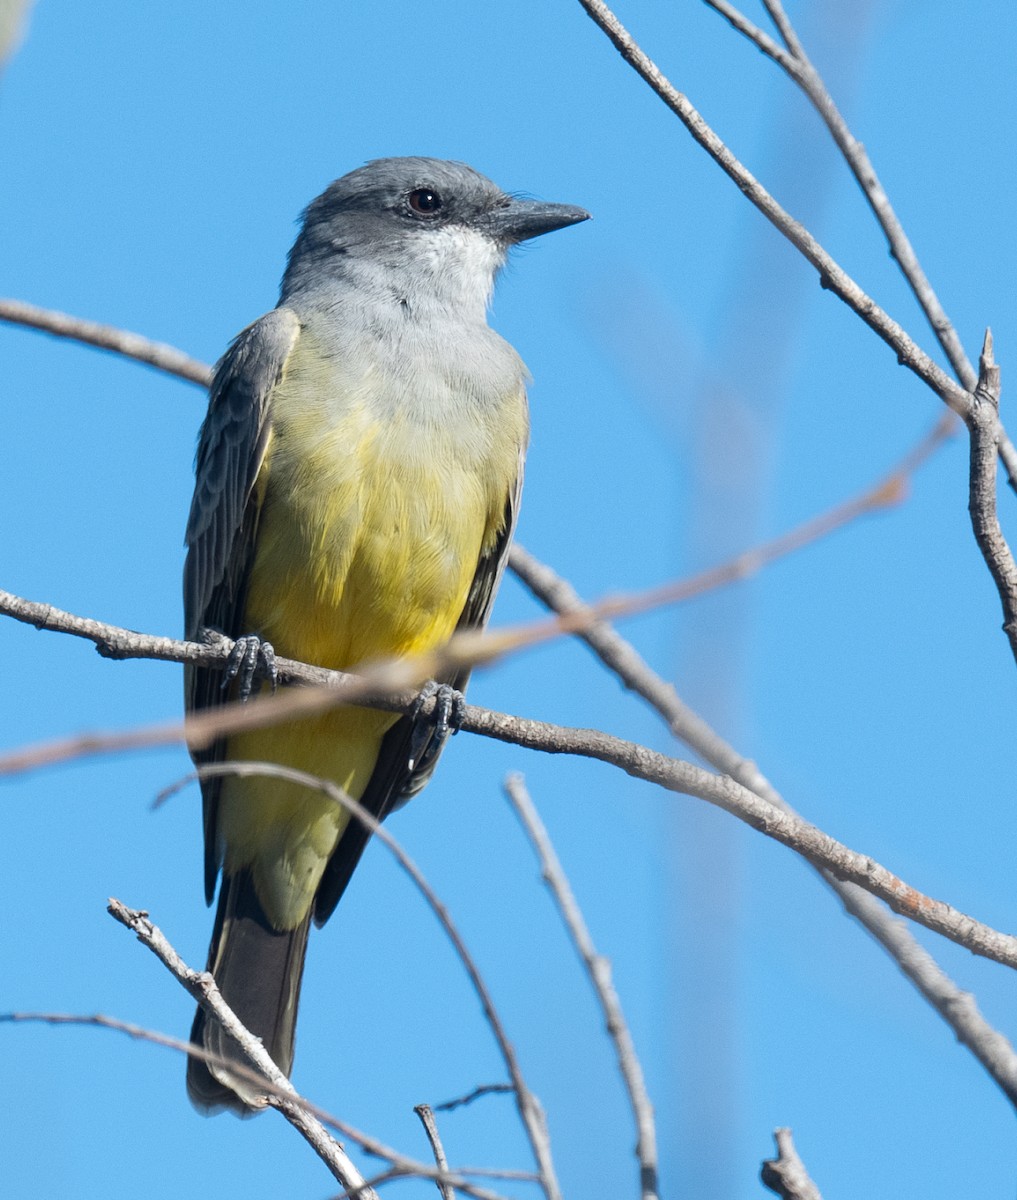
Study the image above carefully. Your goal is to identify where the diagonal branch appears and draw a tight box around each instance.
[966,331,1017,665]
[718,0,977,394]
[2,594,1017,973]
[4,1014,515,1196]
[107,899,376,1197]
[505,774,658,1200]
[0,298,212,385]
[510,545,1017,1109]
[572,0,1017,488]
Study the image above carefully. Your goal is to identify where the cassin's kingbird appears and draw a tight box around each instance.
[183,157,588,1112]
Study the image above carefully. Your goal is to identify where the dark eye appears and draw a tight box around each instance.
[408,187,443,216]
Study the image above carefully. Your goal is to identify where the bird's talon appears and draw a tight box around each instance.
[222,634,277,702]
[408,681,465,765]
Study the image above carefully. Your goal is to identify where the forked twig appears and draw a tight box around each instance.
[180,762,563,1200]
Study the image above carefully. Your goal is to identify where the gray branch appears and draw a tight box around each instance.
[761,1129,823,1200]
[966,332,1017,664]
[107,899,377,1197]
[189,763,562,1200]
[573,0,1017,489]
[505,774,659,1200]
[0,297,212,385]
[4,589,1017,981]
[509,544,1017,1108]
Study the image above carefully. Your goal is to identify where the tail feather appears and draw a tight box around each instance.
[187,868,311,1114]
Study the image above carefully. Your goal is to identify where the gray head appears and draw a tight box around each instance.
[281,157,589,318]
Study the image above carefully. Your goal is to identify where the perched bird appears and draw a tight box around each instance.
[183,157,588,1111]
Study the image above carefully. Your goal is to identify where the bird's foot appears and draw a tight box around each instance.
[220,633,277,702]
[408,681,465,768]
[410,680,465,740]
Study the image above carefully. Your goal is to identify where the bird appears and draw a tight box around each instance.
[182,157,589,1112]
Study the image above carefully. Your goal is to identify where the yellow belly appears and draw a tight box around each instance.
[219,392,519,928]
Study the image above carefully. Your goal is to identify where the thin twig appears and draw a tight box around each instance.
[746,0,975,384]
[0,297,213,385]
[760,1128,823,1200]
[510,545,1017,1108]
[110,896,525,1198]
[2,1006,513,1200]
[505,774,659,1200]
[104,903,375,1197]
[966,331,1017,664]
[182,763,562,1200]
[573,0,1017,489]
[760,0,805,58]
[414,1106,456,1200]
[435,1084,515,1112]
[705,0,1017,497]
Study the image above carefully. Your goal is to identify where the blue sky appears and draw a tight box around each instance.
[3,1,1017,1196]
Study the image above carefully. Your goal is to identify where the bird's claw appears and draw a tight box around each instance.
[408,681,465,769]
[222,634,277,702]
[410,680,465,740]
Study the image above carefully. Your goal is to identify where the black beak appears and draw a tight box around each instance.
[479,197,591,244]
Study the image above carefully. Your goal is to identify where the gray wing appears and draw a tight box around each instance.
[184,306,300,902]
[313,448,526,925]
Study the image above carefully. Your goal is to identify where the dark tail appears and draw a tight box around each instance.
[187,869,311,1114]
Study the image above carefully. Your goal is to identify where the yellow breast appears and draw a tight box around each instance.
[219,333,527,927]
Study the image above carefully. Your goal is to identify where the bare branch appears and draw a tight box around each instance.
[573,0,1017,487]
[0,297,212,385]
[0,408,952,769]
[505,774,658,1200]
[414,1106,456,1200]
[4,595,1017,971]
[100,901,523,1200]
[716,0,978,394]
[105,899,376,1195]
[512,409,952,641]
[704,1,792,68]
[760,1128,823,1200]
[760,0,805,59]
[184,763,562,1200]
[966,332,1017,663]
[511,546,1017,1107]
[4,1008,514,1200]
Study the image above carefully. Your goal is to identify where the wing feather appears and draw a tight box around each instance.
[183,307,300,902]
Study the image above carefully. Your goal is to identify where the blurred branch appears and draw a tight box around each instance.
[183,763,562,1200]
[510,545,1017,1108]
[510,407,952,624]
[967,332,1017,664]
[505,774,658,1200]
[0,0,33,68]
[0,397,953,768]
[4,597,1017,972]
[573,0,1017,489]
[760,1129,823,1200]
